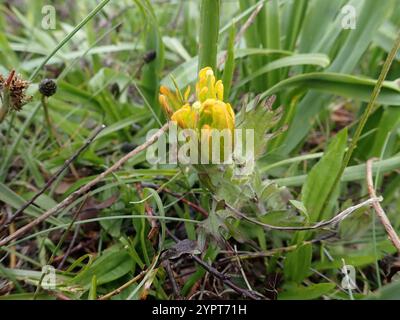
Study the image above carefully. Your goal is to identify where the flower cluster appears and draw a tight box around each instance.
[159,67,235,134]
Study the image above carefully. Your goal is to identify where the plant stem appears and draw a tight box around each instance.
[41,95,55,140]
[198,0,220,71]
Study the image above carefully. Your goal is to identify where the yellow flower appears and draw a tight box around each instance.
[159,85,182,117]
[158,67,235,163]
[196,67,224,103]
[159,67,234,132]
[199,99,235,132]
[170,104,198,129]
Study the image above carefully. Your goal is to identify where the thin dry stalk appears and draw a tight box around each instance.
[224,197,381,231]
[366,159,400,254]
[98,271,147,300]
[218,1,264,68]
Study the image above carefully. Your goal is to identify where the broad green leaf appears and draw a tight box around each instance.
[263,0,281,88]
[301,128,348,222]
[236,54,330,88]
[284,0,308,52]
[260,72,400,106]
[299,0,345,53]
[374,22,400,61]
[70,245,134,290]
[284,243,312,283]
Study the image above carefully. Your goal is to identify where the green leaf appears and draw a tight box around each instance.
[88,275,97,300]
[263,0,281,88]
[0,293,55,300]
[284,243,312,283]
[260,72,400,106]
[301,128,348,222]
[369,106,400,157]
[279,283,335,300]
[198,0,220,71]
[70,245,134,290]
[0,183,61,226]
[222,24,235,100]
[367,281,400,300]
[236,54,330,88]
[284,0,308,51]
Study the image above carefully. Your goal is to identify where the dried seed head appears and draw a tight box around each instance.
[1,71,31,111]
[39,78,57,97]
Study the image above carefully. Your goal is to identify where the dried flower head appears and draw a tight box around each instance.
[0,70,31,111]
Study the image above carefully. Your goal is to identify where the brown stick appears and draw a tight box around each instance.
[0,123,169,247]
[163,260,181,299]
[8,223,16,268]
[366,158,400,254]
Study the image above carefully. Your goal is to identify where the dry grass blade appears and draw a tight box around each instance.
[366,158,400,254]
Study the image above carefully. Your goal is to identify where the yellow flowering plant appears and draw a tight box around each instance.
[158,68,289,248]
[158,67,241,194]
[158,67,286,209]
[159,67,234,135]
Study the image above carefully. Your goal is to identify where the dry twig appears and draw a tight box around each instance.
[366,158,400,254]
[224,197,381,231]
[98,271,147,300]
[218,1,264,68]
